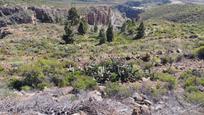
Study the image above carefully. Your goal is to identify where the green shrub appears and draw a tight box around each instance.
[195,46,204,59]
[184,77,197,88]
[10,59,68,90]
[105,82,131,98]
[0,65,4,72]
[185,92,204,104]
[98,29,106,45]
[71,75,96,90]
[85,60,143,83]
[78,19,88,35]
[153,72,176,89]
[21,85,32,91]
[151,83,167,98]
[199,78,204,86]
[180,70,193,80]
[185,86,199,93]
[9,78,23,91]
[106,24,114,42]
[180,70,204,88]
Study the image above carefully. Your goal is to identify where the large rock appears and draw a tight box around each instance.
[86,6,112,25]
[0,6,124,28]
[0,7,22,16]
[86,6,125,26]
[0,6,33,27]
[28,6,68,23]
[0,6,68,27]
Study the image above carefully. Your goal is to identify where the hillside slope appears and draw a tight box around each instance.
[141,4,204,24]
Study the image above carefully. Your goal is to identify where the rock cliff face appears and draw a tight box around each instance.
[0,6,33,27]
[28,6,68,23]
[0,6,124,28]
[86,6,111,25]
[86,6,125,26]
[0,6,68,28]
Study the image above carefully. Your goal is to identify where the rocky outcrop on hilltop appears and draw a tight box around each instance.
[0,6,125,28]
[0,6,33,27]
[28,6,68,23]
[0,6,68,28]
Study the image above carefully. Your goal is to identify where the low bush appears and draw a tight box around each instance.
[105,82,132,98]
[151,82,168,98]
[180,69,204,89]
[185,92,204,105]
[85,60,143,83]
[153,72,176,90]
[9,59,96,91]
[195,46,204,59]
[71,75,96,90]
[180,69,204,104]
[0,65,4,72]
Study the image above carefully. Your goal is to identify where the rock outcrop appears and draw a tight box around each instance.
[28,6,68,23]
[0,6,68,28]
[86,6,111,25]
[0,6,124,28]
[86,6,125,26]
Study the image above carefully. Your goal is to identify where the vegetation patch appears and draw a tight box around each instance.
[153,72,176,90]
[180,69,204,104]
[195,46,204,59]
[85,60,144,83]
[9,59,96,91]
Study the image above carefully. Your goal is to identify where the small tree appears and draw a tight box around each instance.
[99,29,106,45]
[94,24,98,33]
[106,24,114,42]
[78,19,88,35]
[63,22,74,44]
[68,7,80,26]
[134,22,145,40]
[121,22,127,33]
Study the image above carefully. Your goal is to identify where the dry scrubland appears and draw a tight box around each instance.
[0,0,204,115]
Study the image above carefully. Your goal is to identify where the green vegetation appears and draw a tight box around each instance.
[141,4,204,24]
[9,59,96,91]
[68,7,80,26]
[134,22,145,39]
[1,2,204,108]
[105,82,131,98]
[180,70,204,104]
[195,46,204,59]
[85,60,144,83]
[78,19,89,35]
[98,28,106,45]
[106,24,114,42]
[94,24,98,33]
[63,22,74,44]
[0,65,4,73]
[153,72,176,90]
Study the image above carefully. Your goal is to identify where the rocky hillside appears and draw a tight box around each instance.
[0,1,204,115]
[0,6,124,28]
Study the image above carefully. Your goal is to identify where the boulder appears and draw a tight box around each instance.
[141,105,151,115]
[88,90,103,101]
[132,92,143,102]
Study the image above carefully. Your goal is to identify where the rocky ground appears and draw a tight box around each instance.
[0,84,203,115]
